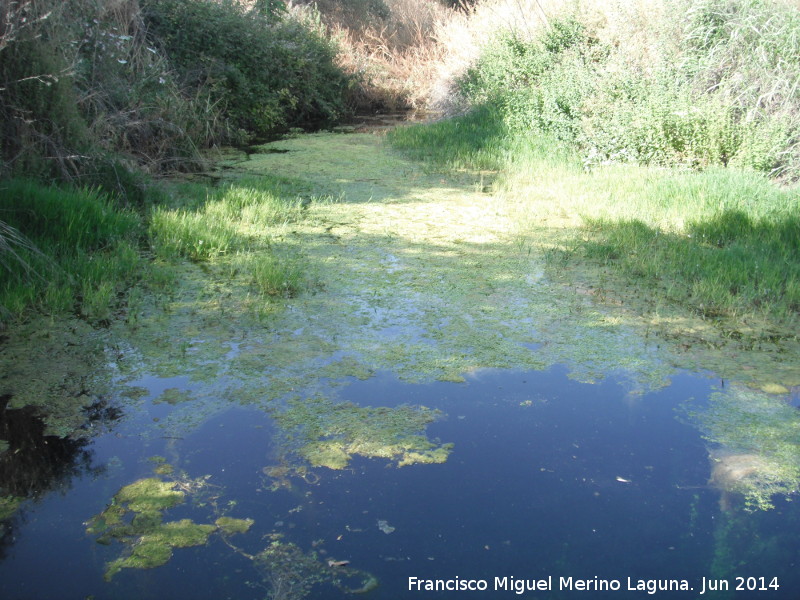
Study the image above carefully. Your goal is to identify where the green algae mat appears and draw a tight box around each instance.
[2,130,799,510]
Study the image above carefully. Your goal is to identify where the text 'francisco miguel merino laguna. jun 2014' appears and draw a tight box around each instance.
[407,575,782,595]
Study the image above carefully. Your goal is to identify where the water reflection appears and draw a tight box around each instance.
[0,394,115,558]
[0,368,798,599]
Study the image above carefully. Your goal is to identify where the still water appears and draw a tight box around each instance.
[1,366,798,599]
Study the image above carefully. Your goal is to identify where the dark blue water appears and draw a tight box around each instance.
[1,367,798,599]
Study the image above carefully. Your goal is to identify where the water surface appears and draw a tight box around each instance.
[1,367,797,599]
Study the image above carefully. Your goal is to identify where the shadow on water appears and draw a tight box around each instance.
[0,394,119,559]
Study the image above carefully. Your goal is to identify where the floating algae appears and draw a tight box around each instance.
[261,463,317,491]
[215,516,254,535]
[377,519,395,534]
[271,396,453,469]
[104,519,216,580]
[113,477,185,513]
[0,495,23,520]
[87,473,254,580]
[255,536,378,600]
[689,385,800,510]
[0,317,115,438]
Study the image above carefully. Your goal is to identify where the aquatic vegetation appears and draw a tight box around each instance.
[0,495,22,520]
[215,516,255,535]
[271,396,452,469]
[0,317,114,438]
[377,519,395,534]
[255,537,378,600]
[108,132,685,447]
[87,472,255,580]
[261,462,320,492]
[115,477,186,513]
[256,539,329,600]
[154,388,193,405]
[689,386,800,510]
[104,519,217,580]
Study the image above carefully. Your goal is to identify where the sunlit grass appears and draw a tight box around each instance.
[390,110,800,330]
[148,174,316,302]
[250,254,307,298]
[149,176,309,261]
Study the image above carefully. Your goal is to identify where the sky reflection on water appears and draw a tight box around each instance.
[0,367,798,599]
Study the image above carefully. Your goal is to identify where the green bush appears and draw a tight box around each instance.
[141,0,352,139]
[457,19,602,146]
[453,2,800,180]
[71,7,214,175]
[0,37,89,179]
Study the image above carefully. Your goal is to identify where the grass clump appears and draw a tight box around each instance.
[250,254,306,299]
[148,174,316,305]
[574,169,800,323]
[149,176,309,261]
[0,179,143,321]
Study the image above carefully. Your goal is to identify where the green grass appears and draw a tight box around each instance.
[579,200,800,322]
[149,176,308,261]
[148,174,316,302]
[0,171,319,322]
[0,179,143,321]
[389,0,800,333]
[389,108,800,331]
[388,104,577,172]
[250,254,306,298]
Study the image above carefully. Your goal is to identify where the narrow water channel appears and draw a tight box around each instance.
[1,132,798,599]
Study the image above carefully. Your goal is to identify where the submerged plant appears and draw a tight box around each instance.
[688,385,800,510]
[255,536,378,600]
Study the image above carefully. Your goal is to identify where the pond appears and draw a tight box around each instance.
[1,132,798,599]
[1,367,798,599]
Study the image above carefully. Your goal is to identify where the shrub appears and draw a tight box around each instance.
[457,19,602,145]
[448,1,800,180]
[141,0,352,139]
[0,35,90,179]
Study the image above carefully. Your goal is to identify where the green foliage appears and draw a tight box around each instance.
[141,0,351,139]
[250,254,305,298]
[389,105,513,170]
[70,6,213,174]
[148,174,314,308]
[388,104,577,172]
[148,176,307,261]
[458,19,599,144]
[450,2,800,180]
[0,179,143,321]
[0,36,89,179]
[313,0,390,24]
[581,209,800,321]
